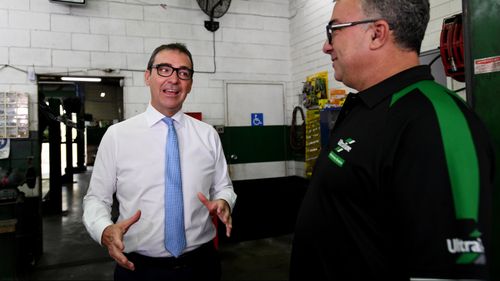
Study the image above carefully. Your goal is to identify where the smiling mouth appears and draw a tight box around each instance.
[162,88,179,96]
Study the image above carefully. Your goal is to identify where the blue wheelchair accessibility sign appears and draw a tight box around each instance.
[0,139,8,149]
[251,113,264,126]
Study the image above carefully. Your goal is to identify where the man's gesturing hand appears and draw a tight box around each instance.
[101,210,141,271]
[197,192,233,237]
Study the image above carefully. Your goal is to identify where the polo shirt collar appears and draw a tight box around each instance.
[357,65,434,109]
[145,104,185,128]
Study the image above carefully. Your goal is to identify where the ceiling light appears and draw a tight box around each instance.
[50,0,86,5]
[100,92,106,98]
[61,77,102,82]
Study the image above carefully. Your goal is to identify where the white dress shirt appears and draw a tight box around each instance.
[83,104,237,257]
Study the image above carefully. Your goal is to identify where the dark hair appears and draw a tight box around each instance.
[146,43,194,71]
[360,0,430,54]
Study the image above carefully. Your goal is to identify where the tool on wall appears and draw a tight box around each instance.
[290,106,305,151]
[197,0,231,32]
[440,13,465,82]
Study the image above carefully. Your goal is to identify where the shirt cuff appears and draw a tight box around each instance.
[215,190,237,212]
[91,219,113,246]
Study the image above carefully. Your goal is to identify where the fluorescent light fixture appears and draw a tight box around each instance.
[61,77,102,82]
[49,0,86,5]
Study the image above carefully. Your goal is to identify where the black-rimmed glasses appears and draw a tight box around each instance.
[151,64,194,80]
[326,19,382,43]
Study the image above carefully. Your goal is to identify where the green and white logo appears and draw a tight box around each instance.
[329,138,356,167]
[335,138,356,153]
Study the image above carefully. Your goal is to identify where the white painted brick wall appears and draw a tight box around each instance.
[109,36,143,53]
[9,11,50,30]
[0,47,7,64]
[160,23,213,41]
[288,0,462,176]
[0,9,7,27]
[31,0,70,13]
[52,50,90,68]
[0,0,29,11]
[32,31,71,49]
[1,0,291,130]
[91,18,126,35]
[126,21,160,38]
[0,0,461,151]
[124,103,148,119]
[130,69,147,87]
[0,28,30,47]
[91,52,127,69]
[72,33,108,51]
[0,67,28,84]
[109,2,144,20]
[71,1,109,18]
[10,48,51,66]
[51,14,90,33]
[145,7,201,25]
[123,85,149,104]
[290,0,463,96]
[126,53,149,70]
[422,0,462,52]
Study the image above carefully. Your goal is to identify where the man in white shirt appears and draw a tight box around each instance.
[83,43,237,281]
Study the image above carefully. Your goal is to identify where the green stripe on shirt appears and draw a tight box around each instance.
[390,80,480,223]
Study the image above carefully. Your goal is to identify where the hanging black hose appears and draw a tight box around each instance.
[428,53,441,67]
[290,106,306,151]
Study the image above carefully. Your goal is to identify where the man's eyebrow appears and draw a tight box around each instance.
[156,62,192,70]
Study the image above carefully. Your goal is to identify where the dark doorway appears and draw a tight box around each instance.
[37,76,124,214]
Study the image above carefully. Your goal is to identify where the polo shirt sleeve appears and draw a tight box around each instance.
[385,89,491,277]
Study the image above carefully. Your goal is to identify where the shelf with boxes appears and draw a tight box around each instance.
[0,92,29,139]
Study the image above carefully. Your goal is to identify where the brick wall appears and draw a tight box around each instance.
[290,0,463,98]
[0,0,291,127]
[0,0,463,177]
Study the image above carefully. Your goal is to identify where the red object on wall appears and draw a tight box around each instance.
[439,14,465,82]
[185,112,202,121]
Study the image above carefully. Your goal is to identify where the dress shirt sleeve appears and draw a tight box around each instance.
[82,127,118,245]
[209,131,237,211]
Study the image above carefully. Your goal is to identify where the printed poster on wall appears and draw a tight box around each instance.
[302,71,329,109]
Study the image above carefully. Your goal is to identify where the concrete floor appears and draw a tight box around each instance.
[16,170,294,281]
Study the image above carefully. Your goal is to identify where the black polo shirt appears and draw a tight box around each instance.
[290,66,494,280]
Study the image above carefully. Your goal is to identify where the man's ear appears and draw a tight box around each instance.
[369,20,390,50]
[144,69,151,86]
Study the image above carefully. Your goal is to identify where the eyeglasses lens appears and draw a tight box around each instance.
[155,65,192,80]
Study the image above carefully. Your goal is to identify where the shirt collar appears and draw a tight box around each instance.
[145,104,185,128]
[357,65,434,109]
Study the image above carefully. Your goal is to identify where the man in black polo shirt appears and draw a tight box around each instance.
[289,0,494,280]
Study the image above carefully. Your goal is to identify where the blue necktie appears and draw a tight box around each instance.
[162,117,186,257]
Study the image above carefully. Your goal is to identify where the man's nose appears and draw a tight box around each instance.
[323,39,332,54]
